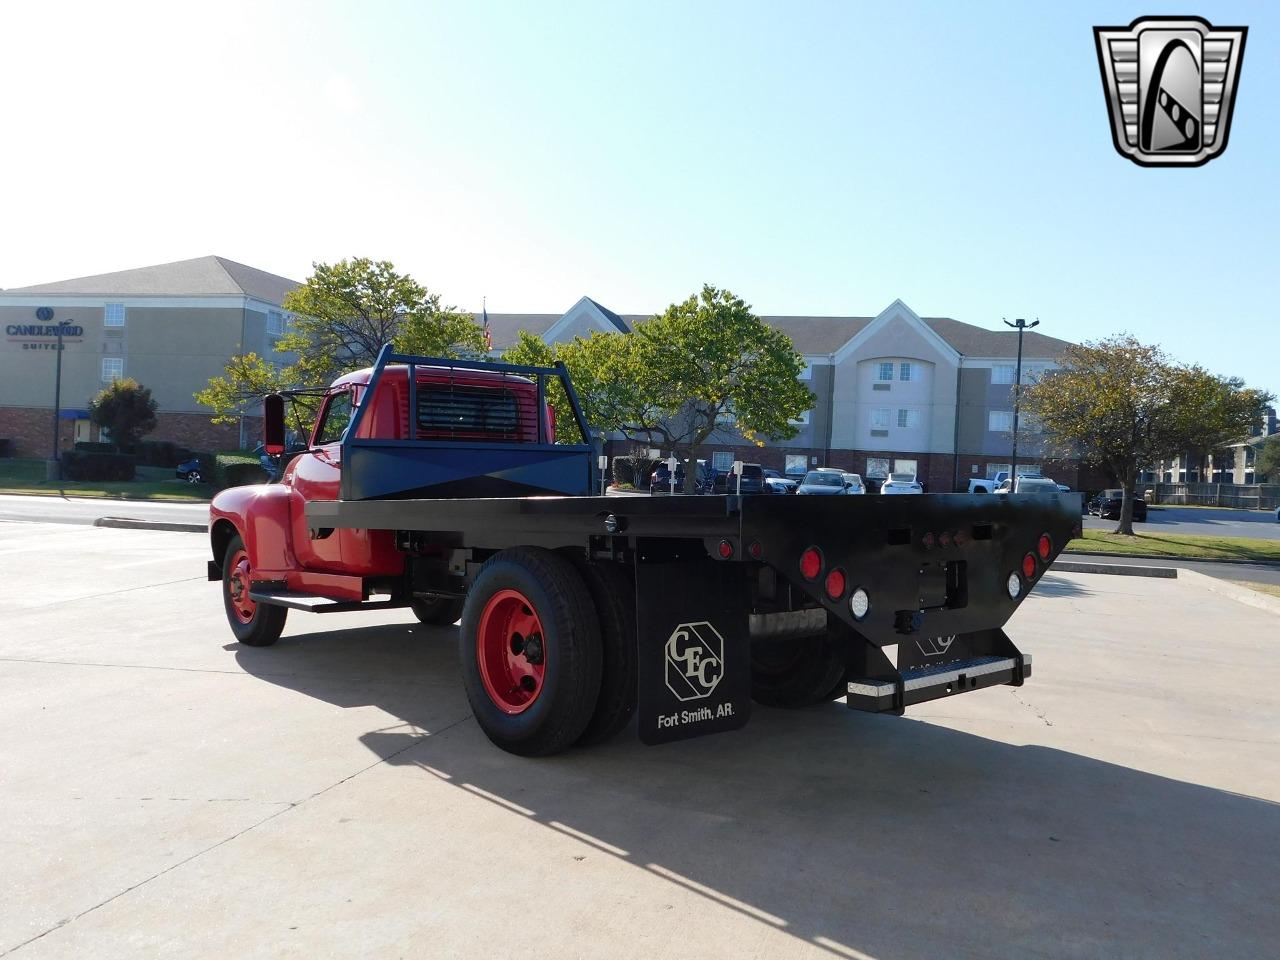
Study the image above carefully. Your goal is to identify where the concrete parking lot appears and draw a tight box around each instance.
[2,522,1278,959]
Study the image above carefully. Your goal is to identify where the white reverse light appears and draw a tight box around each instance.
[1006,572,1022,599]
[849,587,870,620]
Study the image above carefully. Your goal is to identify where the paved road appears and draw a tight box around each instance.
[0,493,208,527]
[1085,505,1280,539]
[2,522,1278,959]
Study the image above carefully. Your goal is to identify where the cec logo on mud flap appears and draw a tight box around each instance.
[664,622,724,701]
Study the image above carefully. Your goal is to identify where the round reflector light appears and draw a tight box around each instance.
[1022,552,1037,580]
[748,540,763,560]
[1006,572,1022,599]
[800,547,822,581]
[717,539,734,560]
[921,532,936,550]
[850,587,870,620]
[1038,534,1052,561]
[825,568,847,600]
[939,531,953,548]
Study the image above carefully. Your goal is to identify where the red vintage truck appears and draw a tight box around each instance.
[208,346,1080,756]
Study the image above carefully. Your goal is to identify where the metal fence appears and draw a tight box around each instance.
[1149,482,1280,510]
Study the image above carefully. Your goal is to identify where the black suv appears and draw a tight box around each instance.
[1089,489,1147,522]
[713,463,765,494]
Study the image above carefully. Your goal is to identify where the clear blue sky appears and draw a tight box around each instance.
[2,1,1276,398]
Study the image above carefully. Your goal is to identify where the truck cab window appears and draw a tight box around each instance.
[316,391,354,445]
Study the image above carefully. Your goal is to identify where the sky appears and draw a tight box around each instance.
[1,1,1276,398]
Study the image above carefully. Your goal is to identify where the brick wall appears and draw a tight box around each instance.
[0,406,82,458]
[0,405,260,457]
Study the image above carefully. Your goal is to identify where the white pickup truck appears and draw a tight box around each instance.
[968,471,1012,494]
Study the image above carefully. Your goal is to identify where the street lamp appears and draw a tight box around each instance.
[46,312,72,479]
[1002,317,1039,483]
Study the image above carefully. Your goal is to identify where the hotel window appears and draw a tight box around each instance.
[711,451,734,472]
[899,362,913,382]
[876,362,894,381]
[988,410,1014,432]
[267,310,285,335]
[102,357,124,382]
[104,303,126,327]
[991,364,1016,384]
[897,409,919,429]
[790,409,810,425]
[871,408,890,429]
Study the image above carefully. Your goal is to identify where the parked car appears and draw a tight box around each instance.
[995,476,1062,496]
[969,472,1045,494]
[761,468,798,494]
[840,472,866,494]
[1088,489,1147,521]
[880,472,923,494]
[713,462,766,494]
[649,459,716,495]
[175,457,204,483]
[795,470,858,495]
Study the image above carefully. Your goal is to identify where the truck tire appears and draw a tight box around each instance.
[574,561,637,746]
[749,632,846,708]
[460,547,603,756]
[222,534,287,647]
[411,596,466,626]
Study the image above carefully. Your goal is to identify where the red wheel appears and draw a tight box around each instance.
[226,548,257,624]
[459,547,602,756]
[476,588,547,714]
[220,534,286,647]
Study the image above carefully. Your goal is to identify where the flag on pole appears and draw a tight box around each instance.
[482,298,492,351]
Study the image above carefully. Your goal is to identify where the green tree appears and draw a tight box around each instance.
[1166,365,1270,482]
[196,258,486,421]
[501,330,584,442]
[1255,436,1280,483]
[1022,335,1269,534]
[89,378,158,451]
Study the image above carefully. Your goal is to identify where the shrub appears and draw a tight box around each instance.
[74,441,115,454]
[221,462,270,488]
[61,451,137,481]
[133,439,185,467]
[88,379,158,451]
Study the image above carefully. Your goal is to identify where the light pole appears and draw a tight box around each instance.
[1003,317,1039,483]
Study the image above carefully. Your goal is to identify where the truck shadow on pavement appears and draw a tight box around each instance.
[235,622,1279,960]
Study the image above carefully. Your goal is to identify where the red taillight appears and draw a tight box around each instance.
[800,547,822,581]
[939,531,953,548]
[1037,534,1052,561]
[921,532,936,550]
[825,568,847,600]
[1022,552,1037,580]
[748,540,763,560]
[717,539,734,560]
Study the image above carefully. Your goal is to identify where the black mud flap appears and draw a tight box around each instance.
[635,558,752,745]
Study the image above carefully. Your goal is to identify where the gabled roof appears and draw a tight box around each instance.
[922,318,1074,359]
[481,301,1075,360]
[3,256,301,305]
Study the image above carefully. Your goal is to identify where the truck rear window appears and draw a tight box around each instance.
[416,386,524,440]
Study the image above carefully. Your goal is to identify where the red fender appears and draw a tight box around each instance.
[210,483,296,575]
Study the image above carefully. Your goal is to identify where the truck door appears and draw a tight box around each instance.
[288,388,352,570]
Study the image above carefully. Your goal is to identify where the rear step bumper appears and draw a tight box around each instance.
[846,654,1031,713]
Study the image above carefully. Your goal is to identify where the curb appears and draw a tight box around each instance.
[1051,560,1177,578]
[1179,569,1280,616]
[1064,550,1280,567]
[94,517,206,534]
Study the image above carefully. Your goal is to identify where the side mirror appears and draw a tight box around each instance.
[263,394,286,456]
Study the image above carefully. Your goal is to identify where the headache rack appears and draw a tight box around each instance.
[339,344,599,501]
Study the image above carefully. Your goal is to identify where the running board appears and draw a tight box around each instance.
[248,590,406,614]
[846,654,1031,713]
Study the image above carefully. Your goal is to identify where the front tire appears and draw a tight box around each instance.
[750,630,846,708]
[222,534,287,647]
[460,547,602,756]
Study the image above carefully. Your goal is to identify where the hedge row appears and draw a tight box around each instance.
[61,451,137,481]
